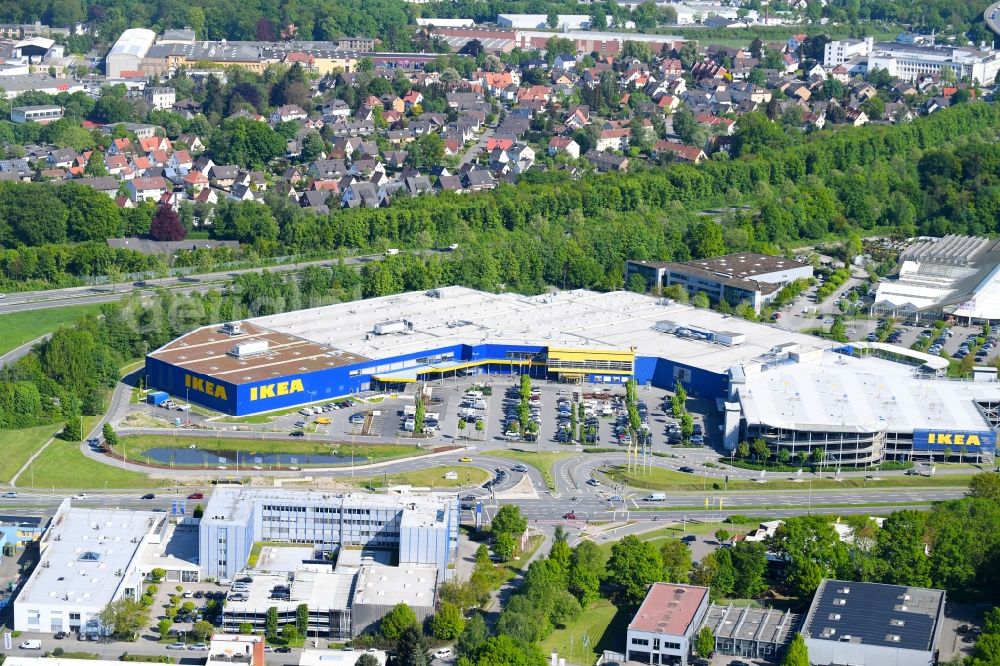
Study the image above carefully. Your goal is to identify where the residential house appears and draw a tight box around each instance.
[341,181,382,208]
[46,148,76,168]
[139,136,171,154]
[553,53,577,70]
[585,150,628,173]
[209,165,240,190]
[127,176,169,203]
[176,133,205,152]
[509,144,535,174]
[75,176,120,197]
[596,128,630,152]
[270,105,307,123]
[548,136,580,159]
[653,140,707,164]
[462,169,495,192]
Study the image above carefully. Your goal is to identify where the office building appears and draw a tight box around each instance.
[207,635,266,666]
[626,583,710,666]
[13,501,167,634]
[801,579,945,666]
[626,254,814,314]
[199,488,457,581]
[11,105,63,124]
[824,38,1000,84]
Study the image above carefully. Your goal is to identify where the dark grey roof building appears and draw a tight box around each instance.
[802,579,945,666]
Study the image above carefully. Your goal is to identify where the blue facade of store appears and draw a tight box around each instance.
[147,342,732,416]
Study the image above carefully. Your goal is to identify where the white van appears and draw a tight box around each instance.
[465,391,484,400]
[299,408,313,416]
[644,492,666,502]
[474,399,487,410]
[384,248,400,256]
[19,641,41,650]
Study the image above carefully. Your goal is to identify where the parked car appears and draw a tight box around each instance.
[166,643,187,651]
[141,493,155,499]
[188,644,209,651]
[188,492,204,500]
[563,512,577,520]
[433,648,454,659]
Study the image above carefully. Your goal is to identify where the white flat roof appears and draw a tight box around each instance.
[226,568,354,613]
[299,650,387,666]
[250,287,829,374]
[739,352,1000,433]
[202,487,452,527]
[353,565,436,609]
[18,506,161,609]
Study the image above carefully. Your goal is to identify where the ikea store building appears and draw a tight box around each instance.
[145,286,1000,464]
[145,286,815,418]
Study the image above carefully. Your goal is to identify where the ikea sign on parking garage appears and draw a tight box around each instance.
[912,429,996,452]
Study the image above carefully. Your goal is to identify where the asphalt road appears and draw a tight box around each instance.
[986,1,1000,39]
[0,251,446,315]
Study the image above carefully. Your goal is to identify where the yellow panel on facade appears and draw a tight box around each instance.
[547,347,635,363]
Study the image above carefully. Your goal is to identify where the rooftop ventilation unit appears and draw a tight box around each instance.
[374,320,412,335]
[221,322,243,336]
[229,340,269,358]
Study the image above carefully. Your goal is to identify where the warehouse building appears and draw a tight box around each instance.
[104,28,156,78]
[626,254,813,314]
[873,235,1000,322]
[801,579,945,666]
[146,286,829,417]
[199,488,457,581]
[625,583,710,665]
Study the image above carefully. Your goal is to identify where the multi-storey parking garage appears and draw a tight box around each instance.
[146,286,1000,464]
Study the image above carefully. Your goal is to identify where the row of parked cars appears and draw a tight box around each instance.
[503,387,539,441]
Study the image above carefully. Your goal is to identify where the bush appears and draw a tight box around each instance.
[53,648,64,656]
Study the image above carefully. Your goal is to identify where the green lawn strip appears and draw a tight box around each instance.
[538,599,631,662]
[490,450,576,491]
[500,533,545,584]
[117,435,424,467]
[21,438,164,489]
[601,465,975,492]
[0,424,61,483]
[348,465,490,489]
[0,304,105,357]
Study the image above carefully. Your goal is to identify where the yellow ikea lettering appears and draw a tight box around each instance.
[927,433,981,447]
[248,378,305,401]
[183,374,227,401]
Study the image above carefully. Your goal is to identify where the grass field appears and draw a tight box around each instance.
[538,599,631,663]
[350,465,490,489]
[119,435,425,465]
[0,424,61,483]
[491,449,576,490]
[601,464,976,492]
[0,304,105,357]
[21,438,163,489]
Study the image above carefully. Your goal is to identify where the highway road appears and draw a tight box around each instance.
[0,250,445,315]
[986,1,1000,40]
